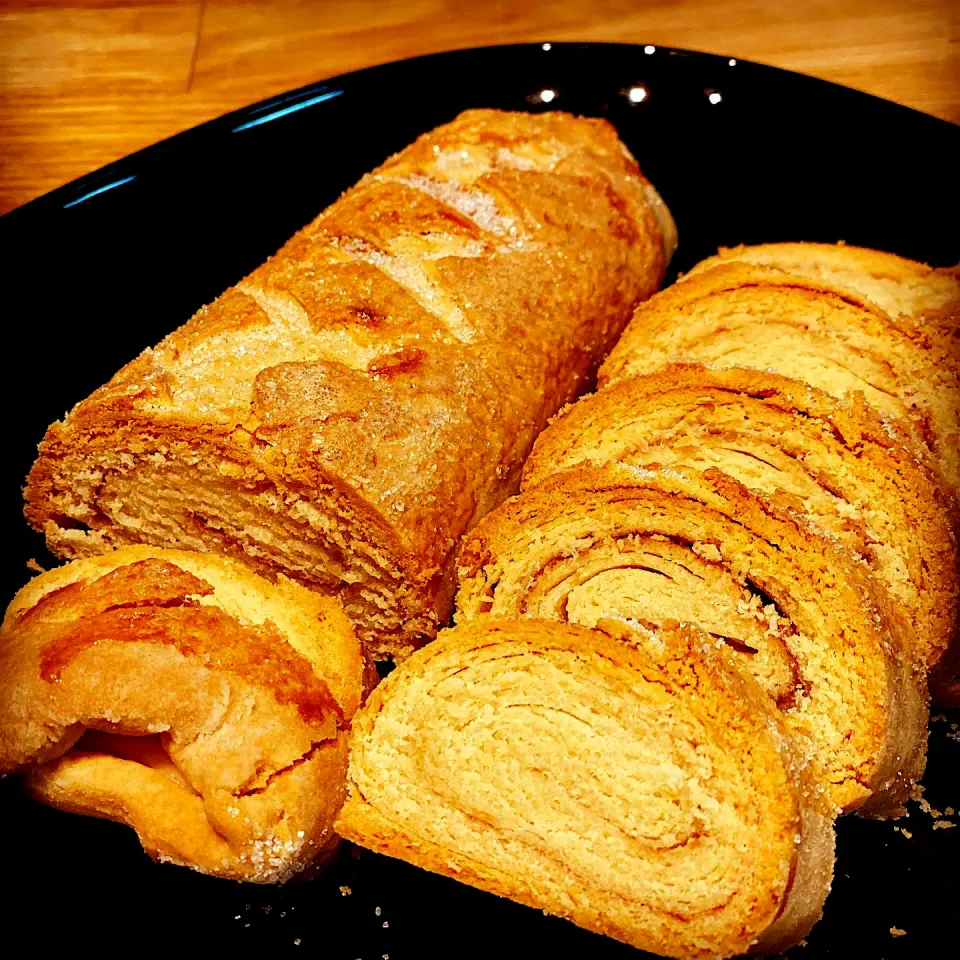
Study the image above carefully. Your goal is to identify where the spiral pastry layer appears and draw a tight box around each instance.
[337,617,835,960]
[523,364,959,684]
[456,466,928,814]
[599,260,960,493]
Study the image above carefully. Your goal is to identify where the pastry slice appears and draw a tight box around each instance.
[0,546,363,882]
[598,262,960,492]
[337,616,835,960]
[690,241,960,333]
[523,364,959,687]
[456,466,927,815]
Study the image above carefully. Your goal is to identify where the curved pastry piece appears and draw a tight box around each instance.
[0,546,363,882]
[598,261,960,492]
[336,617,836,960]
[523,364,959,681]
[24,109,675,661]
[456,466,927,815]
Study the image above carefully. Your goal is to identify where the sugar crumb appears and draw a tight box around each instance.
[890,927,907,937]
[933,820,956,830]
[340,885,352,896]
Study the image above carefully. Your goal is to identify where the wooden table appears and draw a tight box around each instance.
[1,0,957,214]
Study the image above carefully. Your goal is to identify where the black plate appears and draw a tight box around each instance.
[1,42,958,957]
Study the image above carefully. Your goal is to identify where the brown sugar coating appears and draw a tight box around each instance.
[337,617,835,960]
[24,108,675,660]
[599,261,960,493]
[0,546,363,882]
[523,364,960,678]
[456,465,928,815]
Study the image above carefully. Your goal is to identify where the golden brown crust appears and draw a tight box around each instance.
[598,260,960,493]
[523,364,960,676]
[337,617,835,960]
[0,546,362,882]
[455,465,928,815]
[24,108,674,659]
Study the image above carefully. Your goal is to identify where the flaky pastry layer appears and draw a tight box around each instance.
[456,465,928,815]
[0,546,362,882]
[599,257,960,493]
[338,617,835,960]
[524,364,960,681]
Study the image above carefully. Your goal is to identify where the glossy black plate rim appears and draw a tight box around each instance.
[3,40,956,226]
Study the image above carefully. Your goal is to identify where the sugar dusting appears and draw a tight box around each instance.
[337,237,476,343]
[392,173,517,237]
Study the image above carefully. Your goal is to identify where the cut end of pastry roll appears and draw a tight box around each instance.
[523,364,960,677]
[336,617,835,960]
[0,546,363,883]
[457,465,928,815]
[598,260,960,493]
[24,108,674,662]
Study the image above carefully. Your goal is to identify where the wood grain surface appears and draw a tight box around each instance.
[1,0,957,214]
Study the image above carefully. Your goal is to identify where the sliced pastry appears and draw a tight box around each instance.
[523,364,959,684]
[598,261,960,492]
[456,465,927,815]
[0,546,363,882]
[337,616,835,960]
[690,241,960,334]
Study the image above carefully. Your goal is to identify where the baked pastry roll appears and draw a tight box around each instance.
[523,364,959,684]
[0,546,363,882]
[336,617,836,960]
[599,260,960,492]
[456,465,927,815]
[24,108,675,661]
